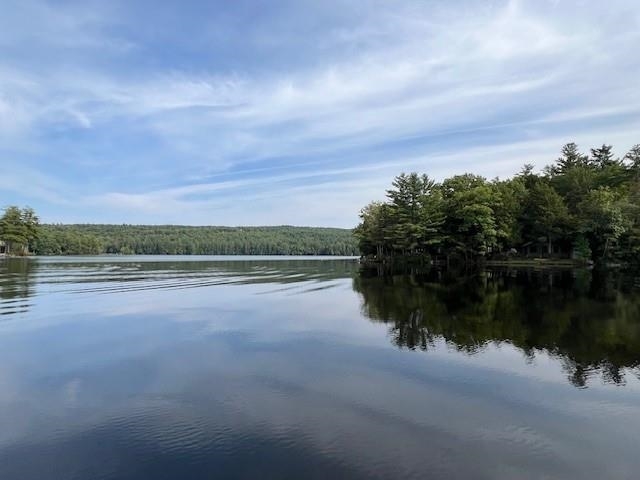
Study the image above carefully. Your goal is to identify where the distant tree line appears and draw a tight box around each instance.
[32,224,358,256]
[354,143,640,264]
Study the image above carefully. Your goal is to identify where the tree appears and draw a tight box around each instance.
[0,206,40,255]
[354,142,640,264]
[441,174,497,259]
[590,144,617,169]
[624,144,640,181]
[521,180,570,255]
[552,143,589,174]
[590,144,628,188]
[491,177,526,251]
[386,173,443,255]
[354,202,393,258]
[417,184,445,254]
[618,179,640,262]
[21,208,40,251]
[573,235,592,262]
[578,187,627,259]
[549,162,597,214]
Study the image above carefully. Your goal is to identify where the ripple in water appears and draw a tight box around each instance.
[1,257,640,479]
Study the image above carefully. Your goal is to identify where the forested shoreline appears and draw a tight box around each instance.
[355,143,640,265]
[5,141,640,261]
[31,224,358,256]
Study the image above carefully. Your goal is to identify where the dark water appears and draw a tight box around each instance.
[1,257,639,479]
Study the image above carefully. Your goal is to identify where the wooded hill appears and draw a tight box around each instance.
[33,224,358,256]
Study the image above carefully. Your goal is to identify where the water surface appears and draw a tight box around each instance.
[1,256,639,479]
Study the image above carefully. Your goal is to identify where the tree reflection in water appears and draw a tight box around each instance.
[353,266,640,388]
[0,258,36,316]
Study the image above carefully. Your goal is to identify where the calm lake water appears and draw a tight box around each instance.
[1,256,639,479]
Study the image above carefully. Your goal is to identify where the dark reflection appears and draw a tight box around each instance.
[0,258,37,316]
[354,267,640,387]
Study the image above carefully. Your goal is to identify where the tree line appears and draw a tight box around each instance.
[32,224,358,256]
[354,143,640,264]
[0,205,358,256]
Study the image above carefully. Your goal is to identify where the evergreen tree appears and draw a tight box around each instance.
[553,142,589,174]
[0,206,40,255]
[624,144,640,180]
[441,174,497,259]
[590,144,617,169]
[386,173,442,255]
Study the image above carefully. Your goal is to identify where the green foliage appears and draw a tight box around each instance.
[624,144,640,181]
[0,206,40,255]
[521,179,570,254]
[354,202,394,258]
[551,142,589,174]
[573,235,592,261]
[441,174,497,257]
[386,173,443,254]
[33,225,358,256]
[577,187,627,258]
[590,144,617,169]
[491,176,526,248]
[355,142,640,264]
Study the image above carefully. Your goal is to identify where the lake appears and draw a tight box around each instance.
[1,256,639,479]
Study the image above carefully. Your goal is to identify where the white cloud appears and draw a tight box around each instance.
[1,0,639,225]
[81,120,640,228]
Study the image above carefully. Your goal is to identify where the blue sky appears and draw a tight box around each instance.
[1,0,639,227]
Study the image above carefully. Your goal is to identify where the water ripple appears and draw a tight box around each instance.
[0,257,358,317]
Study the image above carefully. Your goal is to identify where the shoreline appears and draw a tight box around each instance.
[484,259,588,268]
[359,256,593,269]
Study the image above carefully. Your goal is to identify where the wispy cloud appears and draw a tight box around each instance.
[0,0,638,225]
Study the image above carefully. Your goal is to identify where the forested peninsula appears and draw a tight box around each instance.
[2,224,358,256]
[355,143,640,266]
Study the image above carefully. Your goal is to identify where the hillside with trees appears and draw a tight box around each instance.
[354,143,640,265]
[32,224,358,256]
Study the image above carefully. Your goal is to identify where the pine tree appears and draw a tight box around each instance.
[0,206,40,255]
[590,144,617,169]
[554,143,588,173]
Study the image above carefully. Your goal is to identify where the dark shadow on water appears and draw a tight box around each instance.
[353,265,640,388]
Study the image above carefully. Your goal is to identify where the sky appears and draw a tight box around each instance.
[0,0,639,227]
